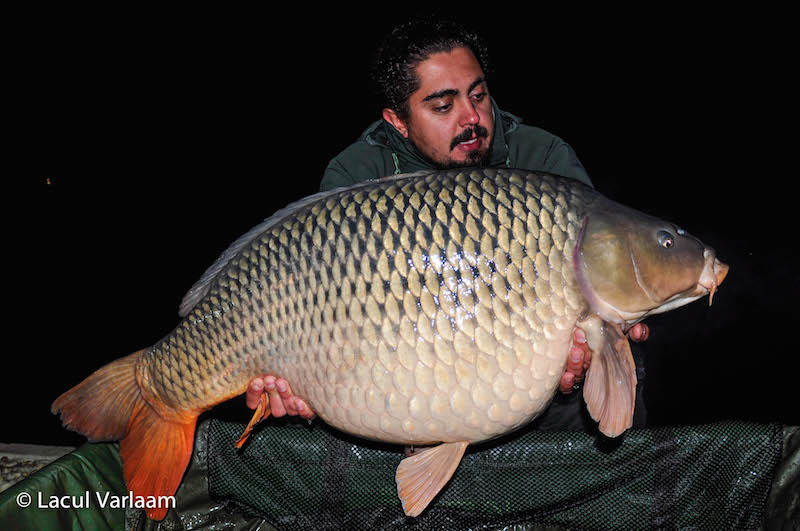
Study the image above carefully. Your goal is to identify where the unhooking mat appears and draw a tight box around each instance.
[1,420,797,530]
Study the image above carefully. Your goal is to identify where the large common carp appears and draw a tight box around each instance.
[53,168,728,520]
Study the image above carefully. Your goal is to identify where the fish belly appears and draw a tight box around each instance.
[283,328,575,445]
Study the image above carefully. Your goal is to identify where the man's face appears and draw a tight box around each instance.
[384,47,494,169]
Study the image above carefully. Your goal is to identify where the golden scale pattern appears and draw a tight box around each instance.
[143,169,596,444]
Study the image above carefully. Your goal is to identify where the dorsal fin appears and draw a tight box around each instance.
[178,171,433,317]
[177,192,320,316]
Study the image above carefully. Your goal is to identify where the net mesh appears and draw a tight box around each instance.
[206,418,781,530]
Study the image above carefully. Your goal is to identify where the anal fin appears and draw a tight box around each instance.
[235,391,271,448]
[581,318,637,437]
[395,441,468,517]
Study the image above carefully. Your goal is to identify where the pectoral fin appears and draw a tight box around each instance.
[580,319,637,437]
[395,441,468,516]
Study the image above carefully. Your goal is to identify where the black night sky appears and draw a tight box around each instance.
[10,9,796,447]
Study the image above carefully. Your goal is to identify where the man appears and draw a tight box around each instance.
[320,20,591,191]
[245,19,648,429]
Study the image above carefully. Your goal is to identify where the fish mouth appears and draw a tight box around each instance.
[697,250,729,305]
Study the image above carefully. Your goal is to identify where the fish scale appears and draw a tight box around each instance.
[140,169,593,444]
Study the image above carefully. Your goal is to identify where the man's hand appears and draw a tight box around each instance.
[559,323,649,394]
[627,322,650,342]
[246,375,316,420]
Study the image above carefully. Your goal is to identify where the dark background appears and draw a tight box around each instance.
[9,8,796,446]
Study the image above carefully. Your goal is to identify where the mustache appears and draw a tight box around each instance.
[450,125,489,151]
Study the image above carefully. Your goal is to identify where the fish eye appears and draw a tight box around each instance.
[657,230,674,249]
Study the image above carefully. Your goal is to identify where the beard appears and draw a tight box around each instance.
[410,124,493,170]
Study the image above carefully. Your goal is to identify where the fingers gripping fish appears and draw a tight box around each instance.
[52,169,728,519]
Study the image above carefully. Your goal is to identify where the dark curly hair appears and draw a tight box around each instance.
[371,18,491,120]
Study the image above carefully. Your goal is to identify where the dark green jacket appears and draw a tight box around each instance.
[320,99,592,191]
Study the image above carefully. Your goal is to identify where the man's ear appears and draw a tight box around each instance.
[382,108,409,138]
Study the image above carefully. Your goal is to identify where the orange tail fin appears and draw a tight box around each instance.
[52,349,197,521]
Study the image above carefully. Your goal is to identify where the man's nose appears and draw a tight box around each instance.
[458,99,480,127]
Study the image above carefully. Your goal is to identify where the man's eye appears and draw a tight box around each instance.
[471,92,487,102]
[434,104,452,113]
